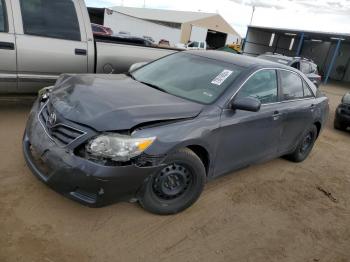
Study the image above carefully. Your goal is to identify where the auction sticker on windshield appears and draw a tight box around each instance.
[211,70,233,86]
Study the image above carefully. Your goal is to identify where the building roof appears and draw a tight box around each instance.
[248,26,350,43]
[111,6,216,24]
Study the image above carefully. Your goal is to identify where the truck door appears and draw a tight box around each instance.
[0,0,17,92]
[12,0,89,92]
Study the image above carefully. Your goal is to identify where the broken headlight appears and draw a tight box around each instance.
[86,134,156,162]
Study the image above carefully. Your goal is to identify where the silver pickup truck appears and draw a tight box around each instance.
[0,0,176,93]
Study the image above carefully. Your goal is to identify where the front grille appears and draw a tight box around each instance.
[39,101,86,146]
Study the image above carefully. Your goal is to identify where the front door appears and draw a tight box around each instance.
[214,69,283,176]
[13,0,89,92]
[0,0,17,92]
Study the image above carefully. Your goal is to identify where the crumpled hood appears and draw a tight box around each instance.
[50,74,203,131]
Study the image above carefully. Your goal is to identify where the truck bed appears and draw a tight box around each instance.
[95,36,179,74]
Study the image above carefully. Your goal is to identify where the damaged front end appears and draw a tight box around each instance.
[22,96,167,207]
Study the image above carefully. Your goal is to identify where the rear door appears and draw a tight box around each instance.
[277,69,316,154]
[0,0,17,92]
[12,0,89,92]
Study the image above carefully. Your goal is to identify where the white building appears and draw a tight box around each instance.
[91,6,241,48]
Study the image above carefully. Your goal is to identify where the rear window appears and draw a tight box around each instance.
[19,0,81,41]
[0,0,7,32]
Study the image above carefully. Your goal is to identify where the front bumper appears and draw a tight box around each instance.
[23,100,163,207]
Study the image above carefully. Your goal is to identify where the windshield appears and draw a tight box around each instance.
[132,52,243,104]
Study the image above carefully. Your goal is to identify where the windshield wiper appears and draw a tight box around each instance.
[139,81,168,94]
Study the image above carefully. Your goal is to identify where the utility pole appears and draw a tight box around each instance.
[249,6,255,25]
[143,0,146,8]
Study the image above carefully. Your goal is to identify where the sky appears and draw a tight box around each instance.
[86,0,350,37]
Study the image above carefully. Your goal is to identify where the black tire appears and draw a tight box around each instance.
[286,125,318,163]
[139,148,206,215]
[334,119,346,131]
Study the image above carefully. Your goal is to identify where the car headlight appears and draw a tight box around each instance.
[87,134,156,161]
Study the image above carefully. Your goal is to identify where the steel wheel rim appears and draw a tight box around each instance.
[300,132,314,153]
[152,163,193,200]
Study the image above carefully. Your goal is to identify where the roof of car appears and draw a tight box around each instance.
[259,54,317,65]
[259,54,294,61]
[185,50,293,70]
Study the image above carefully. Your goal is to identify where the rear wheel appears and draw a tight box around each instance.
[286,125,318,163]
[139,148,206,215]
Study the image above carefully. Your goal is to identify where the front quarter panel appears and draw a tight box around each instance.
[132,106,222,177]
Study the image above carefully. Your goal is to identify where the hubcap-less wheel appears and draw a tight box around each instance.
[300,132,314,154]
[139,148,206,215]
[152,164,192,200]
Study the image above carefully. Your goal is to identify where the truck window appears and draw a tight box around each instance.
[188,41,199,48]
[19,0,81,41]
[0,0,7,32]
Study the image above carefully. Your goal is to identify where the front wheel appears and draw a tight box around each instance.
[285,125,318,163]
[139,148,206,215]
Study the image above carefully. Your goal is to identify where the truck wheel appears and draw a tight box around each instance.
[139,148,206,215]
[334,119,346,131]
[286,125,318,163]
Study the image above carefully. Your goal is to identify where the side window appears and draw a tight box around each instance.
[300,62,311,74]
[19,0,81,41]
[303,81,313,98]
[0,0,7,32]
[188,41,199,48]
[236,70,278,104]
[280,71,304,100]
[200,42,205,48]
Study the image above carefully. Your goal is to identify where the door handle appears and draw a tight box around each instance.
[0,41,15,50]
[75,48,87,56]
[272,111,282,120]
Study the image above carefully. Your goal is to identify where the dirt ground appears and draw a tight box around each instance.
[0,83,350,262]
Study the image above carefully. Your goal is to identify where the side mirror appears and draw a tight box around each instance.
[129,62,148,73]
[230,97,261,112]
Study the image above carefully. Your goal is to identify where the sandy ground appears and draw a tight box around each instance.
[0,83,350,262]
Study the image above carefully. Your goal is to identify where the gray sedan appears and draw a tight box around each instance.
[23,51,329,215]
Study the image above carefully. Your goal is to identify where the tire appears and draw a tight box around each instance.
[334,119,346,131]
[286,125,318,163]
[139,148,206,215]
